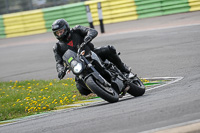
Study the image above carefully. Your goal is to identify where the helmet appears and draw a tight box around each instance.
[52,19,70,40]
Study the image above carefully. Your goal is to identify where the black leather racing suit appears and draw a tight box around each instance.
[53,25,130,95]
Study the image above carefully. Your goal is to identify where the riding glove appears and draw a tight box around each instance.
[84,36,92,44]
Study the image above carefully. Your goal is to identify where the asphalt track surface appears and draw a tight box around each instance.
[0,11,200,133]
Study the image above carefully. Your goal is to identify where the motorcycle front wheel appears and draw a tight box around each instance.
[85,76,119,103]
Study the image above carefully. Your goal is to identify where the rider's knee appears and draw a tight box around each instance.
[108,45,117,54]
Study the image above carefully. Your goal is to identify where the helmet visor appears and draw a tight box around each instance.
[53,25,68,38]
[55,28,65,37]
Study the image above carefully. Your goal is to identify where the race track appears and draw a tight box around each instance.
[0,11,200,133]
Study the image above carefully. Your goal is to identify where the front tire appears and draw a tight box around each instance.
[85,76,119,103]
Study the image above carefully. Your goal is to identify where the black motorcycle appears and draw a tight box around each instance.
[62,42,145,103]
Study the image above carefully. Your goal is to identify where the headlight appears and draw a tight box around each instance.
[73,63,83,74]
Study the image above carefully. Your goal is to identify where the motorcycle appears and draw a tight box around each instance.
[62,42,145,103]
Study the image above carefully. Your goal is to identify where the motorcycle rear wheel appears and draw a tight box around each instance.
[85,76,119,103]
[128,76,145,97]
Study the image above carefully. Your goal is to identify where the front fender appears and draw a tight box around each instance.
[84,72,106,85]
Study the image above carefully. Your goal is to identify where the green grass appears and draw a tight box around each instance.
[0,78,149,122]
[0,78,97,121]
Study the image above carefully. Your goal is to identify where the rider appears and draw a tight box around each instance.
[52,19,131,95]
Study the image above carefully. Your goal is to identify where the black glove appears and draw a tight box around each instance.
[84,36,92,44]
[58,70,66,80]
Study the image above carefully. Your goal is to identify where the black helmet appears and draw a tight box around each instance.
[52,19,70,40]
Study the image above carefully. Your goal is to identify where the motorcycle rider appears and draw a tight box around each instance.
[52,19,131,95]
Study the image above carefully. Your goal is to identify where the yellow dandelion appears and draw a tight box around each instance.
[60,100,63,104]
[13,104,16,106]
[64,97,67,100]
[49,83,53,86]
[45,87,48,90]
[16,99,20,102]
[41,89,43,91]
[33,101,37,105]
[43,107,47,110]
[72,95,76,98]
[25,97,30,100]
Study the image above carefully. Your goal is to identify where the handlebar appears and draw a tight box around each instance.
[77,42,86,55]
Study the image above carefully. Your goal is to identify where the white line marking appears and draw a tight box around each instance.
[144,77,184,91]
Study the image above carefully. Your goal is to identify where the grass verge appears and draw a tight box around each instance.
[0,78,149,122]
[0,78,97,121]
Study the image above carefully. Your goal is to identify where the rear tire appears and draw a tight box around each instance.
[128,77,145,97]
[85,76,119,103]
